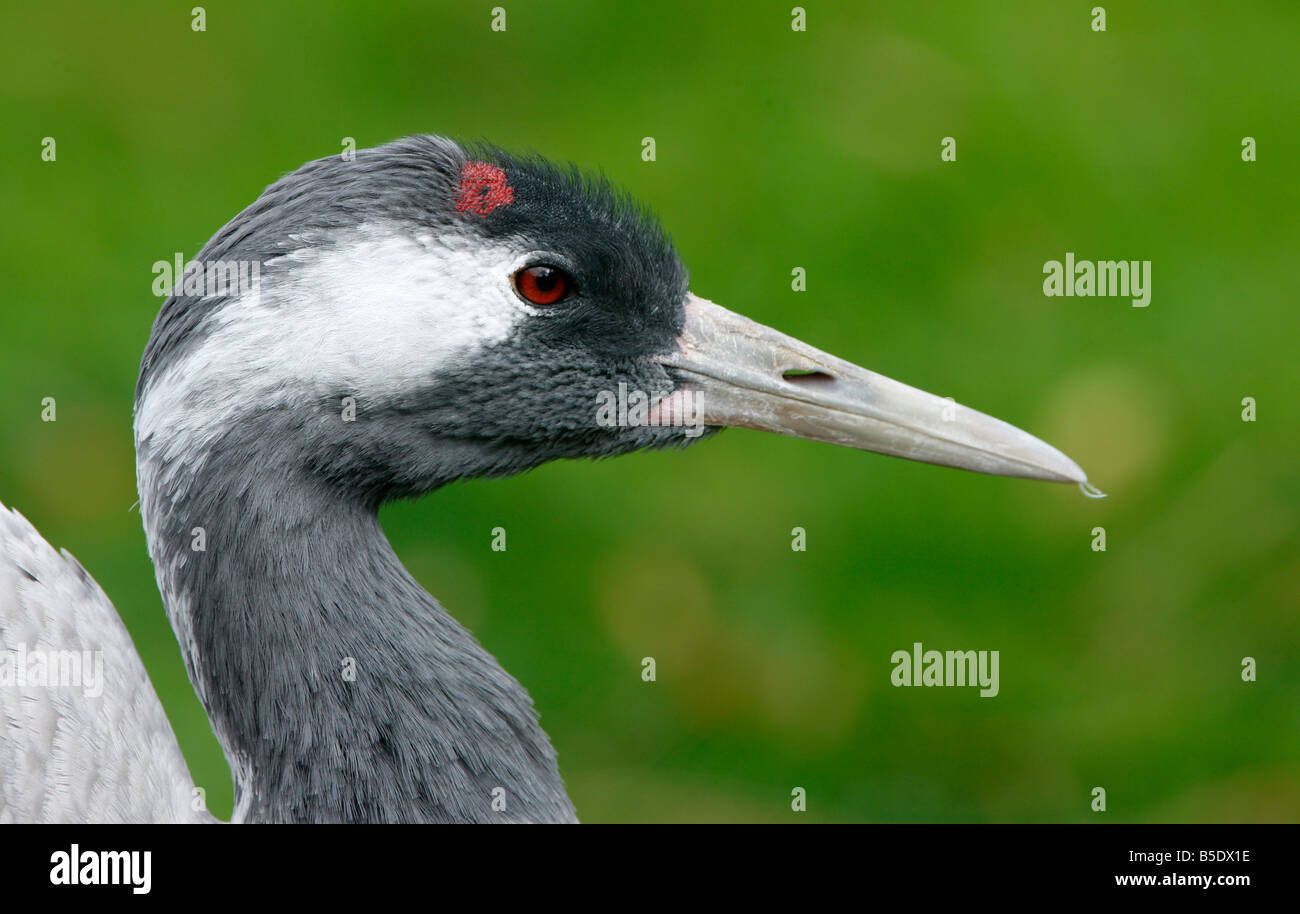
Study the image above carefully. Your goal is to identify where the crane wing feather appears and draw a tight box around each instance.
[0,502,215,823]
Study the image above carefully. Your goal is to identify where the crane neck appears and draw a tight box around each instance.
[135,427,576,823]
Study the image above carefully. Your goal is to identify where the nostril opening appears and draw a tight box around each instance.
[782,369,835,387]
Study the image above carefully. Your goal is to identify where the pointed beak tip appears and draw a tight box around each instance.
[1047,452,1089,486]
[1016,437,1089,487]
[1037,452,1109,498]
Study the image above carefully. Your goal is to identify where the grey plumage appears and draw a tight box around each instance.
[132,134,702,822]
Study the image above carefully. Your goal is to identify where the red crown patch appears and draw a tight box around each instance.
[455,161,515,217]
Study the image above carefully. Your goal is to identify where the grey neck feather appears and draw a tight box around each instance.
[139,427,577,823]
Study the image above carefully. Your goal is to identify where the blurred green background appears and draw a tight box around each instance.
[1,1,1296,822]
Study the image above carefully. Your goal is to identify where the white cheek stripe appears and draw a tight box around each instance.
[135,224,530,467]
[228,224,526,397]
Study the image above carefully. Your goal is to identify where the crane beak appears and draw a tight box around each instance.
[654,293,1088,484]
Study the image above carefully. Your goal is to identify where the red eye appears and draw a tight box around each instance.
[514,265,570,305]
